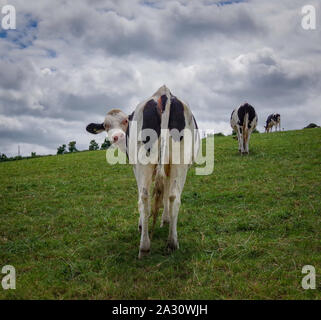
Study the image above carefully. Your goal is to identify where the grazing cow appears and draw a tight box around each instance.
[230,103,258,154]
[265,113,281,133]
[86,85,200,258]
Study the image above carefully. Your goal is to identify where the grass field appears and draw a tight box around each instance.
[0,128,320,299]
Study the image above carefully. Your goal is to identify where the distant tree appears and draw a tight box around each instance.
[31,152,36,157]
[89,140,99,151]
[57,144,67,155]
[252,128,260,134]
[0,153,8,161]
[68,141,78,153]
[214,132,225,137]
[100,138,111,150]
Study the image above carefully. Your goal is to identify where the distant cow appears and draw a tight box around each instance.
[265,114,281,133]
[86,85,200,258]
[230,103,258,154]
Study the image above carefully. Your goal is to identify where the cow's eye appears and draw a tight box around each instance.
[122,119,128,125]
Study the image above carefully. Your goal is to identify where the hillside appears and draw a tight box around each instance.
[0,128,320,299]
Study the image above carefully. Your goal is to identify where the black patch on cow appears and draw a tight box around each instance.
[142,99,161,150]
[125,111,135,158]
[126,111,135,140]
[125,97,187,156]
[86,123,105,134]
[193,115,198,129]
[128,111,134,121]
[266,114,274,126]
[273,113,280,121]
[237,103,256,128]
[160,95,168,113]
[169,96,186,141]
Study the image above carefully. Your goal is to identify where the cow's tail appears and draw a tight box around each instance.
[150,85,171,236]
[243,112,249,147]
[157,86,172,179]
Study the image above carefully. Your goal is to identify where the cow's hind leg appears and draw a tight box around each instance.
[136,164,154,259]
[234,125,242,153]
[161,177,170,227]
[244,131,251,154]
[167,164,188,251]
[237,126,243,153]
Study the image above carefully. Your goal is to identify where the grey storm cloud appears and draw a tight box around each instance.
[0,61,27,90]
[0,0,321,156]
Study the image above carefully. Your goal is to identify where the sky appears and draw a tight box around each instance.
[0,0,320,157]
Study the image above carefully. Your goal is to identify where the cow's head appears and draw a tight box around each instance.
[86,109,129,152]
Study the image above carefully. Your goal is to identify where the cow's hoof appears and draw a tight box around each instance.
[242,151,249,155]
[160,218,170,228]
[167,240,179,251]
[138,249,150,259]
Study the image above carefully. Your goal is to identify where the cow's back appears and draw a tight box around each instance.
[237,103,256,127]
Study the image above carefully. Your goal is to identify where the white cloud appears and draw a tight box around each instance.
[0,0,320,156]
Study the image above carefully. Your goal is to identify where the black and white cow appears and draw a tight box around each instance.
[230,103,258,154]
[86,85,200,258]
[265,113,281,133]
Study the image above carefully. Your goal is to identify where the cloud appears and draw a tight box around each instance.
[0,0,320,156]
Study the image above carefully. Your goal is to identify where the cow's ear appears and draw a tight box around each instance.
[128,111,134,121]
[86,123,105,134]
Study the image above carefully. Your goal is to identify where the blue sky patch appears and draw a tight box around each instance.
[0,30,8,38]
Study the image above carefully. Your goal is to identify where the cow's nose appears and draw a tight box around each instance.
[113,136,118,142]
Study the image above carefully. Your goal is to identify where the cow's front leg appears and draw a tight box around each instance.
[161,202,170,227]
